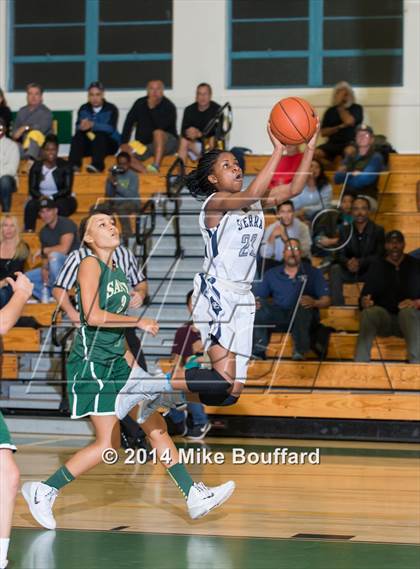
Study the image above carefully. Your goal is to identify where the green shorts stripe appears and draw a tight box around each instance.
[67,357,131,419]
[0,411,16,452]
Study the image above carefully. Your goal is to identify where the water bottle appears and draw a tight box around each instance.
[41,283,49,304]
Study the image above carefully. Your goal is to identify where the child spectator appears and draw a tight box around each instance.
[165,290,211,440]
[355,230,420,363]
[269,144,303,188]
[25,135,76,231]
[105,152,140,245]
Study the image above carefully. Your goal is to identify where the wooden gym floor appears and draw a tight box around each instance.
[8,434,420,569]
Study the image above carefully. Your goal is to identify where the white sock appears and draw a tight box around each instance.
[0,538,10,565]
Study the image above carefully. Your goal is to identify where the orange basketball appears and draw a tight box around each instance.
[269,97,318,145]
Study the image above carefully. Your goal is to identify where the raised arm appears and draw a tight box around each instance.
[206,126,285,213]
[264,123,320,208]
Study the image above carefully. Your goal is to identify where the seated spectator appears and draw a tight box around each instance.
[121,80,178,174]
[25,135,76,232]
[165,290,211,440]
[253,238,331,360]
[105,152,140,245]
[316,81,363,163]
[178,83,221,164]
[334,125,384,210]
[0,215,29,308]
[259,200,311,274]
[0,88,12,136]
[292,159,332,221]
[355,230,420,363]
[69,81,120,174]
[312,194,354,258]
[26,198,79,301]
[329,196,385,305]
[269,144,303,188]
[0,117,20,212]
[12,82,52,162]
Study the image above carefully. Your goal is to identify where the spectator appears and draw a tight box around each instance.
[0,215,29,308]
[0,117,20,212]
[24,135,76,232]
[355,230,420,363]
[312,194,354,258]
[69,81,120,173]
[165,290,211,440]
[52,205,148,371]
[334,125,384,210]
[105,152,140,244]
[292,159,332,221]
[12,82,52,162]
[121,79,178,173]
[316,81,363,163]
[178,83,221,163]
[329,196,385,305]
[26,198,79,301]
[259,200,311,274]
[0,88,12,136]
[269,144,303,188]
[253,238,331,360]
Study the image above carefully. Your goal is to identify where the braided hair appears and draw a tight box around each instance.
[184,149,224,201]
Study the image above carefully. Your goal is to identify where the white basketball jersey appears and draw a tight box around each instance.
[199,193,265,285]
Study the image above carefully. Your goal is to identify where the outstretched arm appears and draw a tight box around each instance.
[206,125,285,213]
[264,122,320,208]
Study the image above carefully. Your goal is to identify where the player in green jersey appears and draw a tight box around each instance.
[0,272,34,569]
[23,211,235,530]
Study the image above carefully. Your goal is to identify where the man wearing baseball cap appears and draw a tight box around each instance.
[25,198,79,301]
[334,124,384,210]
[355,230,420,363]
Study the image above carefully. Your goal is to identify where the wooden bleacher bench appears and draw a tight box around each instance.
[0,354,18,380]
[388,154,420,172]
[2,328,40,352]
[22,303,58,327]
[157,358,420,421]
[266,332,407,361]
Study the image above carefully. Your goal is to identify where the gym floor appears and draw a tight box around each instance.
[10,434,420,569]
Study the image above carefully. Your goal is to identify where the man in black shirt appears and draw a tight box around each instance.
[329,196,385,305]
[178,83,220,163]
[355,230,420,363]
[121,80,178,173]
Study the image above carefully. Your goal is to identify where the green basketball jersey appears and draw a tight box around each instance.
[68,256,131,364]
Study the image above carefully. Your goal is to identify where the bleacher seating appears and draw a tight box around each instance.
[1,152,419,423]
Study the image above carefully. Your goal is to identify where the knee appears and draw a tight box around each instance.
[153,129,166,141]
[146,423,169,445]
[0,456,20,495]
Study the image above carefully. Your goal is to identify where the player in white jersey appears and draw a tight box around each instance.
[115,122,319,420]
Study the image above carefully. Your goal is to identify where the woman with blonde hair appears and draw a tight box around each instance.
[0,215,29,308]
[316,81,364,163]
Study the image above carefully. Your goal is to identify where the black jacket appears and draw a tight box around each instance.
[361,255,420,313]
[29,158,74,200]
[336,219,385,274]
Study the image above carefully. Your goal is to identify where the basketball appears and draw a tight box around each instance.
[269,97,318,145]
